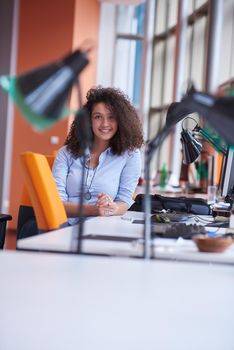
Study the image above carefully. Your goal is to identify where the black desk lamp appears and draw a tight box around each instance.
[143,85,234,259]
[181,117,227,165]
[0,49,89,131]
[0,47,91,254]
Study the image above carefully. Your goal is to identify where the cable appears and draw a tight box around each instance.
[193,215,214,224]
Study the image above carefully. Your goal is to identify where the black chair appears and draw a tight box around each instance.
[0,214,12,249]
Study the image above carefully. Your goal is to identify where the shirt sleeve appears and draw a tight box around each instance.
[115,149,142,207]
[52,147,71,201]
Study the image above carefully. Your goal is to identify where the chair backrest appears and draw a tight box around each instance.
[21,154,56,206]
[20,152,67,231]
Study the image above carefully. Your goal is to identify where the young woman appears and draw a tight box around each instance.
[52,86,144,224]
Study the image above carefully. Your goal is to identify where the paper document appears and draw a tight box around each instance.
[121,211,145,222]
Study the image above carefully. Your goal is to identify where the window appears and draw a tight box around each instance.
[149,0,209,182]
[98,0,234,186]
[113,3,146,107]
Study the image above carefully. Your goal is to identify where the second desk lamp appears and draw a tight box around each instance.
[143,85,234,259]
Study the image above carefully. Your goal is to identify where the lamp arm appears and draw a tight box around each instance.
[146,125,173,162]
[76,148,89,253]
[73,108,93,254]
[143,125,172,259]
[194,125,227,155]
[165,102,195,129]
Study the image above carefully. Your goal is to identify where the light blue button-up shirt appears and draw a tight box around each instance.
[52,145,141,224]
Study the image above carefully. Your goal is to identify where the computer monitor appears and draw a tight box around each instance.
[221,148,234,197]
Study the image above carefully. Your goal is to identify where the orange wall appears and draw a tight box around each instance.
[9,0,100,228]
[73,0,100,99]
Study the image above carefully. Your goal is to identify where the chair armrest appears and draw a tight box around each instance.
[0,214,12,249]
[0,214,12,222]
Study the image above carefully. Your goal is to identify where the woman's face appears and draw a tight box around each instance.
[91,102,118,144]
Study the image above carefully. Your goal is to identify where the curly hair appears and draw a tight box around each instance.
[65,86,144,157]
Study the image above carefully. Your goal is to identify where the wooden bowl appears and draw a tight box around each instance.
[192,235,233,253]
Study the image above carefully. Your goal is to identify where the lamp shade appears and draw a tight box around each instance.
[0,49,89,131]
[181,128,202,164]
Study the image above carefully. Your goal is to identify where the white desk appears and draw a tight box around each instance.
[16,214,234,264]
[17,215,144,257]
[0,250,234,350]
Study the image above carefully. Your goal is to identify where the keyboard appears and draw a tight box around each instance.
[151,222,206,239]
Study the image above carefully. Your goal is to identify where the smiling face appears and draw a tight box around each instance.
[91,102,118,147]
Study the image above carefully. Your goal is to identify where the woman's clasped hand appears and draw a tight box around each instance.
[96,192,118,216]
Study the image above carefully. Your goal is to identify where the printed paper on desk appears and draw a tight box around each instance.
[121,211,145,222]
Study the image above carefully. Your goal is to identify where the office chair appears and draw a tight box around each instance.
[17,153,56,238]
[17,152,67,239]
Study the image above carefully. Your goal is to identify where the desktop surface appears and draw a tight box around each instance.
[16,214,234,264]
[1,250,234,350]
